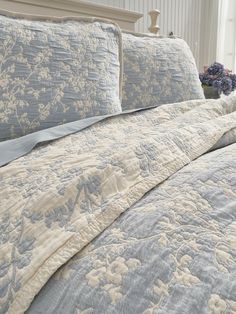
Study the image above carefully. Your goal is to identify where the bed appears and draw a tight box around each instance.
[0,1,236,314]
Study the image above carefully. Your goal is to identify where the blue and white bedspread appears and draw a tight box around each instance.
[1,94,236,314]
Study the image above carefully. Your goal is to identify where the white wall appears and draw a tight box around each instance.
[90,0,219,71]
[217,0,236,72]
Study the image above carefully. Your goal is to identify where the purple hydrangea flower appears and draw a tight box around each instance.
[230,74,236,89]
[207,62,224,76]
[213,76,232,95]
[199,73,213,86]
[200,62,236,96]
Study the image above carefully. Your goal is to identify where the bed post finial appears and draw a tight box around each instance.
[148,9,160,35]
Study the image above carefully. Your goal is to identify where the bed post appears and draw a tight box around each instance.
[148,9,160,34]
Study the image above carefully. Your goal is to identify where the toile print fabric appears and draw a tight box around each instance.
[122,32,205,111]
[0,13,122,141]
[1,94,236,314]
[28,138,236,314]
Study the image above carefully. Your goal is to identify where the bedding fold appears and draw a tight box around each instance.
[1,94,236,313]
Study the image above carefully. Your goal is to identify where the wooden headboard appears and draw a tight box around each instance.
[0,0,143,31]
[0,0,161,33]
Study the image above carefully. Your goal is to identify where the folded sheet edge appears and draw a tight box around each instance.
[0,107,153,167]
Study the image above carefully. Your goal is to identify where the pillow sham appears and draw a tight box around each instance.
[122,32,204,111]
[0,11,122,141]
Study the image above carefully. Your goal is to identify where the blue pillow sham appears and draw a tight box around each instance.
[0,11,122,141]
[122,32,204,111]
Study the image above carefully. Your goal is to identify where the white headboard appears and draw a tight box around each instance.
[0,0,144,31]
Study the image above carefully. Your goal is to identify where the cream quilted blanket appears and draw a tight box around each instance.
[1,94,236,313]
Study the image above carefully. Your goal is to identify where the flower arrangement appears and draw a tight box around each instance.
[199,62,236,96]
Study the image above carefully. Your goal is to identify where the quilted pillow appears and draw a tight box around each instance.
[0,12,122,141]
[122,32,204,110]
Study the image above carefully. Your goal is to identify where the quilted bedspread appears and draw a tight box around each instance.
[1,94,236,314]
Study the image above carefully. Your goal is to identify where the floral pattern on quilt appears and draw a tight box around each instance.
[0,14,121,141]
[1,95,236,313]
[28,143,236,314]
[122,33,204,111]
